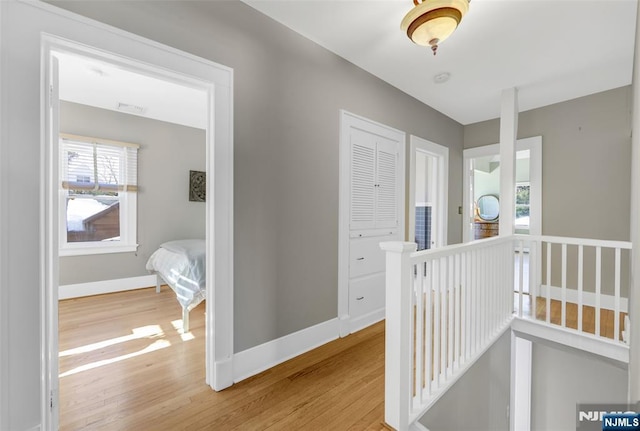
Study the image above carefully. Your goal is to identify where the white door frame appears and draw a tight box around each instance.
[39,6,234,429]
[408,135,449,249]
[462,136,542,243]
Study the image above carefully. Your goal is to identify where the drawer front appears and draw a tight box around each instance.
[349,236,393,278]
[349,274,385,318]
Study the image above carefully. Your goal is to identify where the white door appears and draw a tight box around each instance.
[409,136,449,250]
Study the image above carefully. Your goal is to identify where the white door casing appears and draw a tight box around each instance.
[462,136,542,243]
[408,135,449,250]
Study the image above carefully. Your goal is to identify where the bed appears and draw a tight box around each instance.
[145,239,206,332]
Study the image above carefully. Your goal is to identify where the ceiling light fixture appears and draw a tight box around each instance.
[401,0,469,56]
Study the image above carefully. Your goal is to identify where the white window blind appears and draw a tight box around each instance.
[60,134,138,193]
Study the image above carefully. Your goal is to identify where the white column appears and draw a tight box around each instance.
[629,1,640,404]
[381,241,417,431]
[499,88,518,236]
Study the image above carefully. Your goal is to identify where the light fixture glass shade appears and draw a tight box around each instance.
[401,0,469,52]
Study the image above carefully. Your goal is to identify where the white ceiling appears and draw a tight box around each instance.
[57,52,207,130]
[57,1,638,128]
[242,0,638,125]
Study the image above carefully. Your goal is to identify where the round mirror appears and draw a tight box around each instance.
[477,195,499,221]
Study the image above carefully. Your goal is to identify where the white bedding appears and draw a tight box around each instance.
[146,239,206,311]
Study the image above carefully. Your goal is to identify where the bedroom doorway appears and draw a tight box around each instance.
[41,22,233,430]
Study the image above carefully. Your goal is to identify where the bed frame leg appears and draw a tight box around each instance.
[182,307,190,333]
[156,274,161,293]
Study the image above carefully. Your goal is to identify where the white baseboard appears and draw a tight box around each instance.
[347,308,385,334]
[213,357,233,391]
[59,274,157,300]
[410,422,430,431]
[233,318,340,383]
[538,285,628,312]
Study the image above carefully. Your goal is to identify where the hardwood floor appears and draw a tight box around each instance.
[59,288,390,431]
[516,294,627,341]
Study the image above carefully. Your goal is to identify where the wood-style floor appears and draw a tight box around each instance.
[59,287,390,431]
[526,296,627,341]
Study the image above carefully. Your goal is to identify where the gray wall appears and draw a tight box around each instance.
[465,88,633,297]
[464,86,632,242]
[59,101,206,285]
[531,341,628,431]
[419,331,511,431]
[48,0,465,352]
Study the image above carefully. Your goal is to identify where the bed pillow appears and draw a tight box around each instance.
[160,239,205,260]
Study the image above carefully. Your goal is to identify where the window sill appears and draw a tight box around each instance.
[59,243,139,257]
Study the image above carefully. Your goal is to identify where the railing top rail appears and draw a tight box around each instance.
[408,235,512,263]
[515,234,632,250]
[400,234,632,265]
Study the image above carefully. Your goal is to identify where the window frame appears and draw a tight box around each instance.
[58,133,139,256]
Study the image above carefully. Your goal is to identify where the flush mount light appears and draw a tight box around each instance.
[401,0,470,56]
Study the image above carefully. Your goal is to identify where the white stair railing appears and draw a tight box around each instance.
[381,237,515,431]
[382,234,631,431]
[514,234,631,343]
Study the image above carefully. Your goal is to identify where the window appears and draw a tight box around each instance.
[515,182,530,228]
[59,133,139,256]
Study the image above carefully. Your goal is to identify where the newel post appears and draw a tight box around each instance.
[380,241,417,431]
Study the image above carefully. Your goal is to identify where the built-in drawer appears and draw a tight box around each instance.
[349,273,385,318]
[349,236,393,278]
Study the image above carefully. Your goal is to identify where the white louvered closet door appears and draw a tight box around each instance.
[374,138,399,228]
[350,129,377,230]
[349,129,399,230]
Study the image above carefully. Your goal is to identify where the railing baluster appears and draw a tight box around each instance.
[518,239,524,318]
[561,243,567,328]
[454,253,461,370]
[440,257,447,380]
[614,248,621,342]
[433,257,440,387]
[470,249,476,357]
[595,246,601,337]
[478,249,484,347]
[546,242,551,324]
[531,239,537,319]
[578,245,583,333]
[409,263,415,406]
[426,260,433,397]
[460,252,467,364]
[415,261,424,407]
[448,255,454,376]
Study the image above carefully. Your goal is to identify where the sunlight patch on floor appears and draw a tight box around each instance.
[59,339,171,378]
[171,319,195,340]
[59,325,164,357]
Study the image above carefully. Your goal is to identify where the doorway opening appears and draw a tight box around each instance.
[41,30,233,430]
[408,135,449,250]
[462,136,542,243]
[55,49,208,427]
